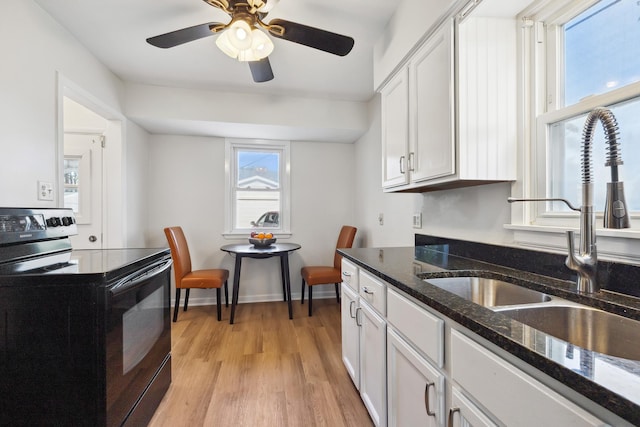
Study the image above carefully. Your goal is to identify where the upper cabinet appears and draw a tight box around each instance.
[379,0,522,192]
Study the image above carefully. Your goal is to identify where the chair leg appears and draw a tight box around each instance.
[224,279,229,307]
[301,278,306,304]
[183,288,190,311]
[173,288,181,322]
[216,288,222,321]
[335,283,340,303]
[308,286,313,317]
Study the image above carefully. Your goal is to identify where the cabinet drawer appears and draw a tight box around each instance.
[451,330,604,427]
[387,288,444,368]
[341,259,359,293]
[359,270,386,315]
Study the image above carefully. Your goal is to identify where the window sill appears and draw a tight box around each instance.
[505,224,640,264]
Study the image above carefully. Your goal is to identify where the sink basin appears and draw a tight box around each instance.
[424,276,551,307]
[499,305,640,360]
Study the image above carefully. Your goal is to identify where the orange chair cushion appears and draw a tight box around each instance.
[180,269,229,289]
[301,266,341,286]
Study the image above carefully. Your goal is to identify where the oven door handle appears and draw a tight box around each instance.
[109,257,173,296]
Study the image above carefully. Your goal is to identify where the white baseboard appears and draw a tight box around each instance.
[172,288,338,307]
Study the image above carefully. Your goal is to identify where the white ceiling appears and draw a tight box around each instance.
[35,0,398,102]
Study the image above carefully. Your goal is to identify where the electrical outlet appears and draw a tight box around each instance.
[38,181,54,201]
[412,212,422,229]
[378,213,384,226]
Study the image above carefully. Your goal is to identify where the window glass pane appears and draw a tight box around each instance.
[548,97,640,211]
[63,158,80,213]
[236,150,280,188]
[564,0,640,106]
[234,149,281,229]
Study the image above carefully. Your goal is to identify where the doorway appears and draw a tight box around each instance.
[58,74,125,249]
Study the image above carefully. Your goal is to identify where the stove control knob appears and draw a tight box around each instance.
[47,217,60,227]
[62,217,71,226]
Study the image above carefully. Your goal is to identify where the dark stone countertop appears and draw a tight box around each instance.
[338,238,640,426]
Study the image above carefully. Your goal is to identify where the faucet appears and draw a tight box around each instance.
[509,107,630,294]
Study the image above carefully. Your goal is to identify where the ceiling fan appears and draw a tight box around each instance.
[146,0,355,83]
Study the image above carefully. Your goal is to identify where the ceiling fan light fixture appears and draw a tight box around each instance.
[250,28,274,58]
[227,20,253,50]
[258,0,279,13]
[215,30,239,58]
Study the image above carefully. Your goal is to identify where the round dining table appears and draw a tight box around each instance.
[220,242,301,324]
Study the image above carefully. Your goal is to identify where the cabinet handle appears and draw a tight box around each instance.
[409,152,415,172]
[342,271,351,277]
[349,300,356,318]
[400,156,406,174]
[424,382,436,417]
[355,307,362,326]
[448,407,460,427]
[362,286,374,295]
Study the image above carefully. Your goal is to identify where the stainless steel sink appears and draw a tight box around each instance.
[499,305,640,360]
[424,276,551,307]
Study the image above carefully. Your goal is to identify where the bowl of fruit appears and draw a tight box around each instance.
[249,232,276,248]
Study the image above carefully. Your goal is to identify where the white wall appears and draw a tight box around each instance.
[145,134,355,305]
[354,96,423,248]
[0,0,126,207]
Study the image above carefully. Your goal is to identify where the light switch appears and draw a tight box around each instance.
[38,181,54,201]
[378,213,384,226]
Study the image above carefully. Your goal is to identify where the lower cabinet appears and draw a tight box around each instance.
[387,328,445,427]
[341,283,360,388]
[450,330,605,427]
[449,386,497,427]
[341,266,610,427]
[359,300,387,426]
[341,279,387,427]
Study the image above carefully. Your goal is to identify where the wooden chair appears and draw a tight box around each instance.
[301,225,357,316]
[164,226,229,322]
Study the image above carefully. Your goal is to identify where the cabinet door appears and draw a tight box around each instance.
[449,386,498,427]
[387,328,445,427]
[359,300,387,427]
[409,19,455,182]
[341,283,360,389]
[381,68,410,188]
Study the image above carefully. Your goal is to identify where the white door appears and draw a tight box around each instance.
[64,133,103,249]
[341,283,360,389]
[387,328,445,427]
[359,300,387,427]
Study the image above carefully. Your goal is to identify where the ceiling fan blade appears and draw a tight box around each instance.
[146,22,224,48]
[248,58,274,83]
[268,19,354,56]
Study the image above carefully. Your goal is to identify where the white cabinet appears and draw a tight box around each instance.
[358,300,387,426]
[387,328,445,427]
[341,283,360,388]
[450,330,605,427]
[449,386,497,427]
[408,20,455,183]
[381,68,410,188]
[380,10,517,193]
[340,261,387,426]
[380,21,454,189]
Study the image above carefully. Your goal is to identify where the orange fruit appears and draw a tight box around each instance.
[265,233,273,239]
[257,232,265,239]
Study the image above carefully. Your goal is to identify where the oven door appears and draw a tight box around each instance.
[105,256,172,427]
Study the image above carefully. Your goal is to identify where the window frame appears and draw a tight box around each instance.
[509,0,640,261]
[223,138,291,238]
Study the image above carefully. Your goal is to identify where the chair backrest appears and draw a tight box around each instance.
[164,226,192,287]
[333,225,357,269]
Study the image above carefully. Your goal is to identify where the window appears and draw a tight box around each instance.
[525,0,640,226]
[224,139,290,236]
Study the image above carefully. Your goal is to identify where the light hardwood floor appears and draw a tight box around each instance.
[148,297,373,427]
